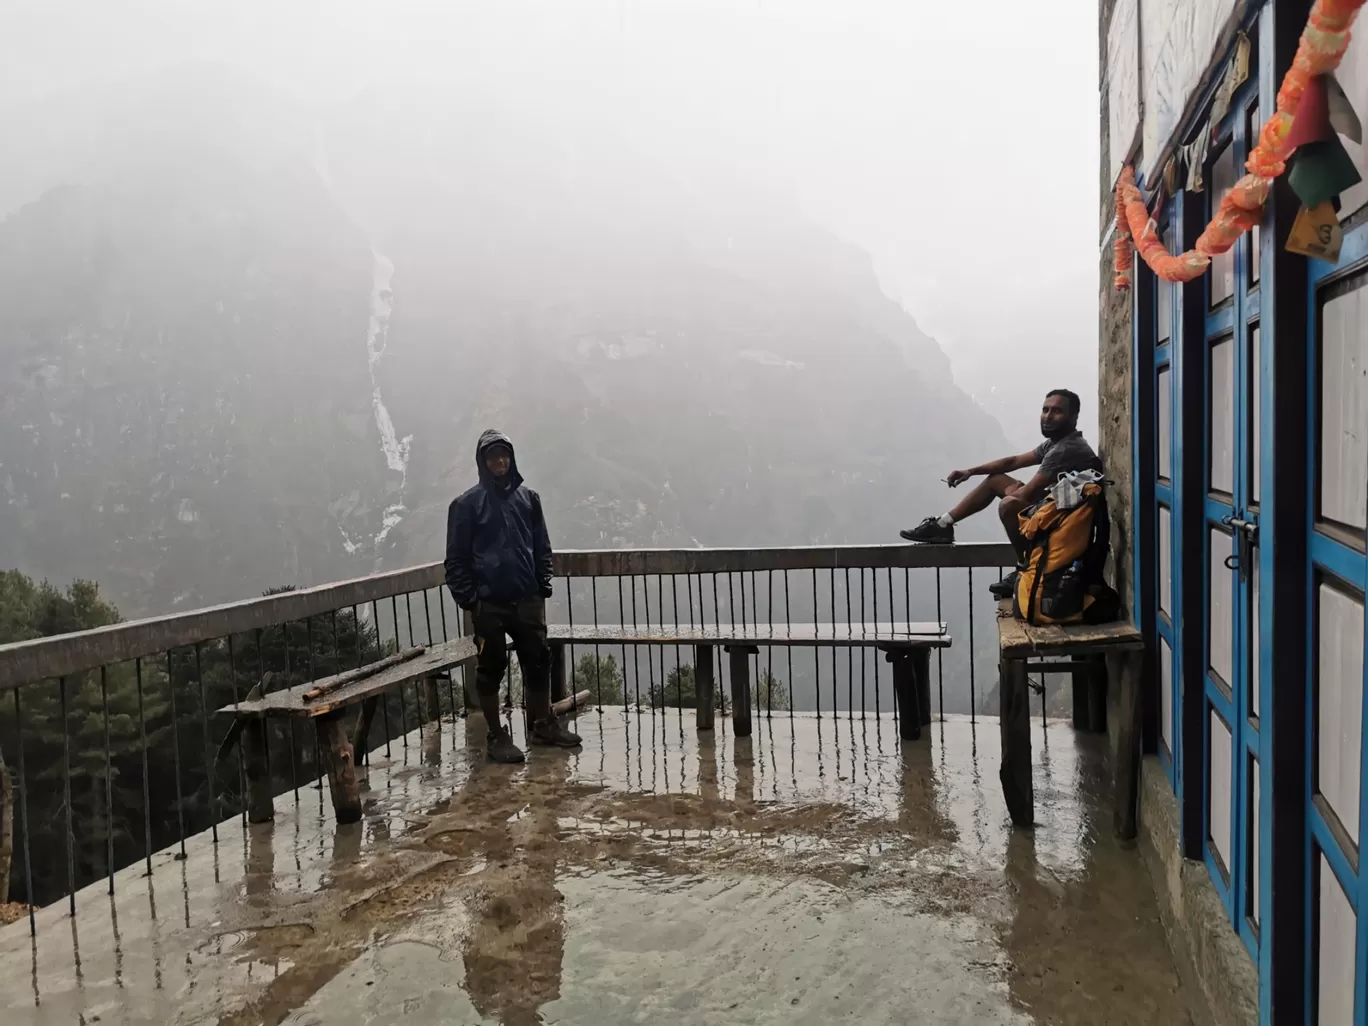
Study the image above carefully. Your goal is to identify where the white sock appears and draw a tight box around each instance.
[937,513,955,528]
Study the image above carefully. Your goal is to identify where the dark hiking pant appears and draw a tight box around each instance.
[470,597,550,698]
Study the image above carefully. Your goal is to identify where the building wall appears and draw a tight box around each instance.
[1098,0,1135,614]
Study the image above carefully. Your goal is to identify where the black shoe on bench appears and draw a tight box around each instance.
[900,517,954,544]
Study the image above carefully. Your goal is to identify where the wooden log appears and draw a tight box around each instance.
[695,645,715,731]
[301,647,425,702]
[552,689,593,715]
[352,695,379,764]
[550,642,568,703]
[1112,651,1143,840]
[998,655,1034,828]
[241,718,274,824]
[887,652,920,741]
[728,646,755,738]
[913,649,933,727]
[316,713,362,825]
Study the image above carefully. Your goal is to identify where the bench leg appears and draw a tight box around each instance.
[241,718,274,824]
[999,655,1034,829]
[1071,655,1090,731]
[317,712,363,825]
[695,645,716,731]
[728,646,755,738]
[887,652,921,741]
[1087,657,1108,734]
[1112,651,1143,840]
[352,695,379,766]
[914,649,933,727]
[550,641,568,704]
[424,676,442,728]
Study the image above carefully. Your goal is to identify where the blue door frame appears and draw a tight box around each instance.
[1303,220,1368,1025]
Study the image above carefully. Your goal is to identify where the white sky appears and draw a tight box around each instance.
[4,0,1100,445]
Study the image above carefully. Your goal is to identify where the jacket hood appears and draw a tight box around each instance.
[475,428,523,491]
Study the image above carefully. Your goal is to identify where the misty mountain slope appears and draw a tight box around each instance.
[0,70,1010,620]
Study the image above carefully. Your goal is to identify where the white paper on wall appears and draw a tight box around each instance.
[1140,0,1241,183]
[1107,0,1141,184]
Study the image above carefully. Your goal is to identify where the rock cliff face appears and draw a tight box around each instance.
[0,70,1009,637]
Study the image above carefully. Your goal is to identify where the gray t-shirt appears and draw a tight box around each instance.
[1034,431,1104,483]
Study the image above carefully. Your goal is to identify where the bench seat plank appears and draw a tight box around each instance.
[218,637,477,720]
[996,603,1142,658]
[547,622,950,648]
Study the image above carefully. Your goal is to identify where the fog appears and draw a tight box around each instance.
[4,0,1099,445]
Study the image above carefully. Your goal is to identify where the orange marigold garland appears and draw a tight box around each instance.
[1114,0,1367,288]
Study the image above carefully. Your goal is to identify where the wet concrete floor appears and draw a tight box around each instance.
[0,710,1195,1025]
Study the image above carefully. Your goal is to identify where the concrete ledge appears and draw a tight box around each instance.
[1138,756,1258,1026]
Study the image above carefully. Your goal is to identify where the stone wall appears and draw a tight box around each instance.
[1098,0,1135,615]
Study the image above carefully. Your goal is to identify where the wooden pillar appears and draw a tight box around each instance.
[695,645,715,731]
[241,717,274,824]
[549,642,568,703]
[728,646,755,738]
[887,651,921,741]
[998,656,1034,828]
[913,649,933,727]
[316,712,362,825]
[1111,651,1143,840]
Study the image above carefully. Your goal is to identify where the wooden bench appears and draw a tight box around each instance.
[217,638,477,825]
[547,622,951,741]
[996,601,1144,837]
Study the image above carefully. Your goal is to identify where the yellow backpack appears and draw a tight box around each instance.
[1012,482,1120,625]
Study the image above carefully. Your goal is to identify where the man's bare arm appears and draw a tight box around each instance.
[946,450,1039,487]
[1009,470,1052,506]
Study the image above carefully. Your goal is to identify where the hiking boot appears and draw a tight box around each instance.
[487,730,526,764]
[900,517,954,544]
[989,572,1018,601]
[529,713,582,748]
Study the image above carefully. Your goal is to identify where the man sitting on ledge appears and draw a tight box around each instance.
[900,388,1104,559]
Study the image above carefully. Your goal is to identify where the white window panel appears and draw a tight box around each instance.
[1318,582,1364,844]
[1160,505,1173,616]
[1251,547,1261,721]
[1159,366,1172,481]
[1318,855,1357,1025]
[1321,286,1368,531]
[1210,144,1237,306]
[1158,277,1172,344]
[1250,766,1260,928]
[1210,530,1234,688]
[1161,636,1174,757]
[1211,338,1235,495]
[1209,709,1233,873]
[1251,324,1261,503]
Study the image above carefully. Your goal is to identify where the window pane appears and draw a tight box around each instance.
[1251,547,1261,721]
[1159,505,1173,616]
[1210,143,1238,305]
[1321,286,1368,531]
[1211,338,1235,494]
[1209,529,1234,688]
[1159,365,1172,480]
[1317,581,1364,845]
[1209,708,1233,873]
[1247,106,1261,285]
[1318,855,1357,1024]
[1250,324,1261,504]
[1249,764,1260,927]
[1157,276,1172,344]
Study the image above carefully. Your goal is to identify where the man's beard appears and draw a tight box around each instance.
[1040,421,1071,440]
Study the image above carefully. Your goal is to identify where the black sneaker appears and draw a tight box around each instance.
[529,714,582,748]
[487,730,526,764]
[989,572,1018,600]
[900,517,954,544]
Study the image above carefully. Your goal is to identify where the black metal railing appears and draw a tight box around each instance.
[0,542,1024,933]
